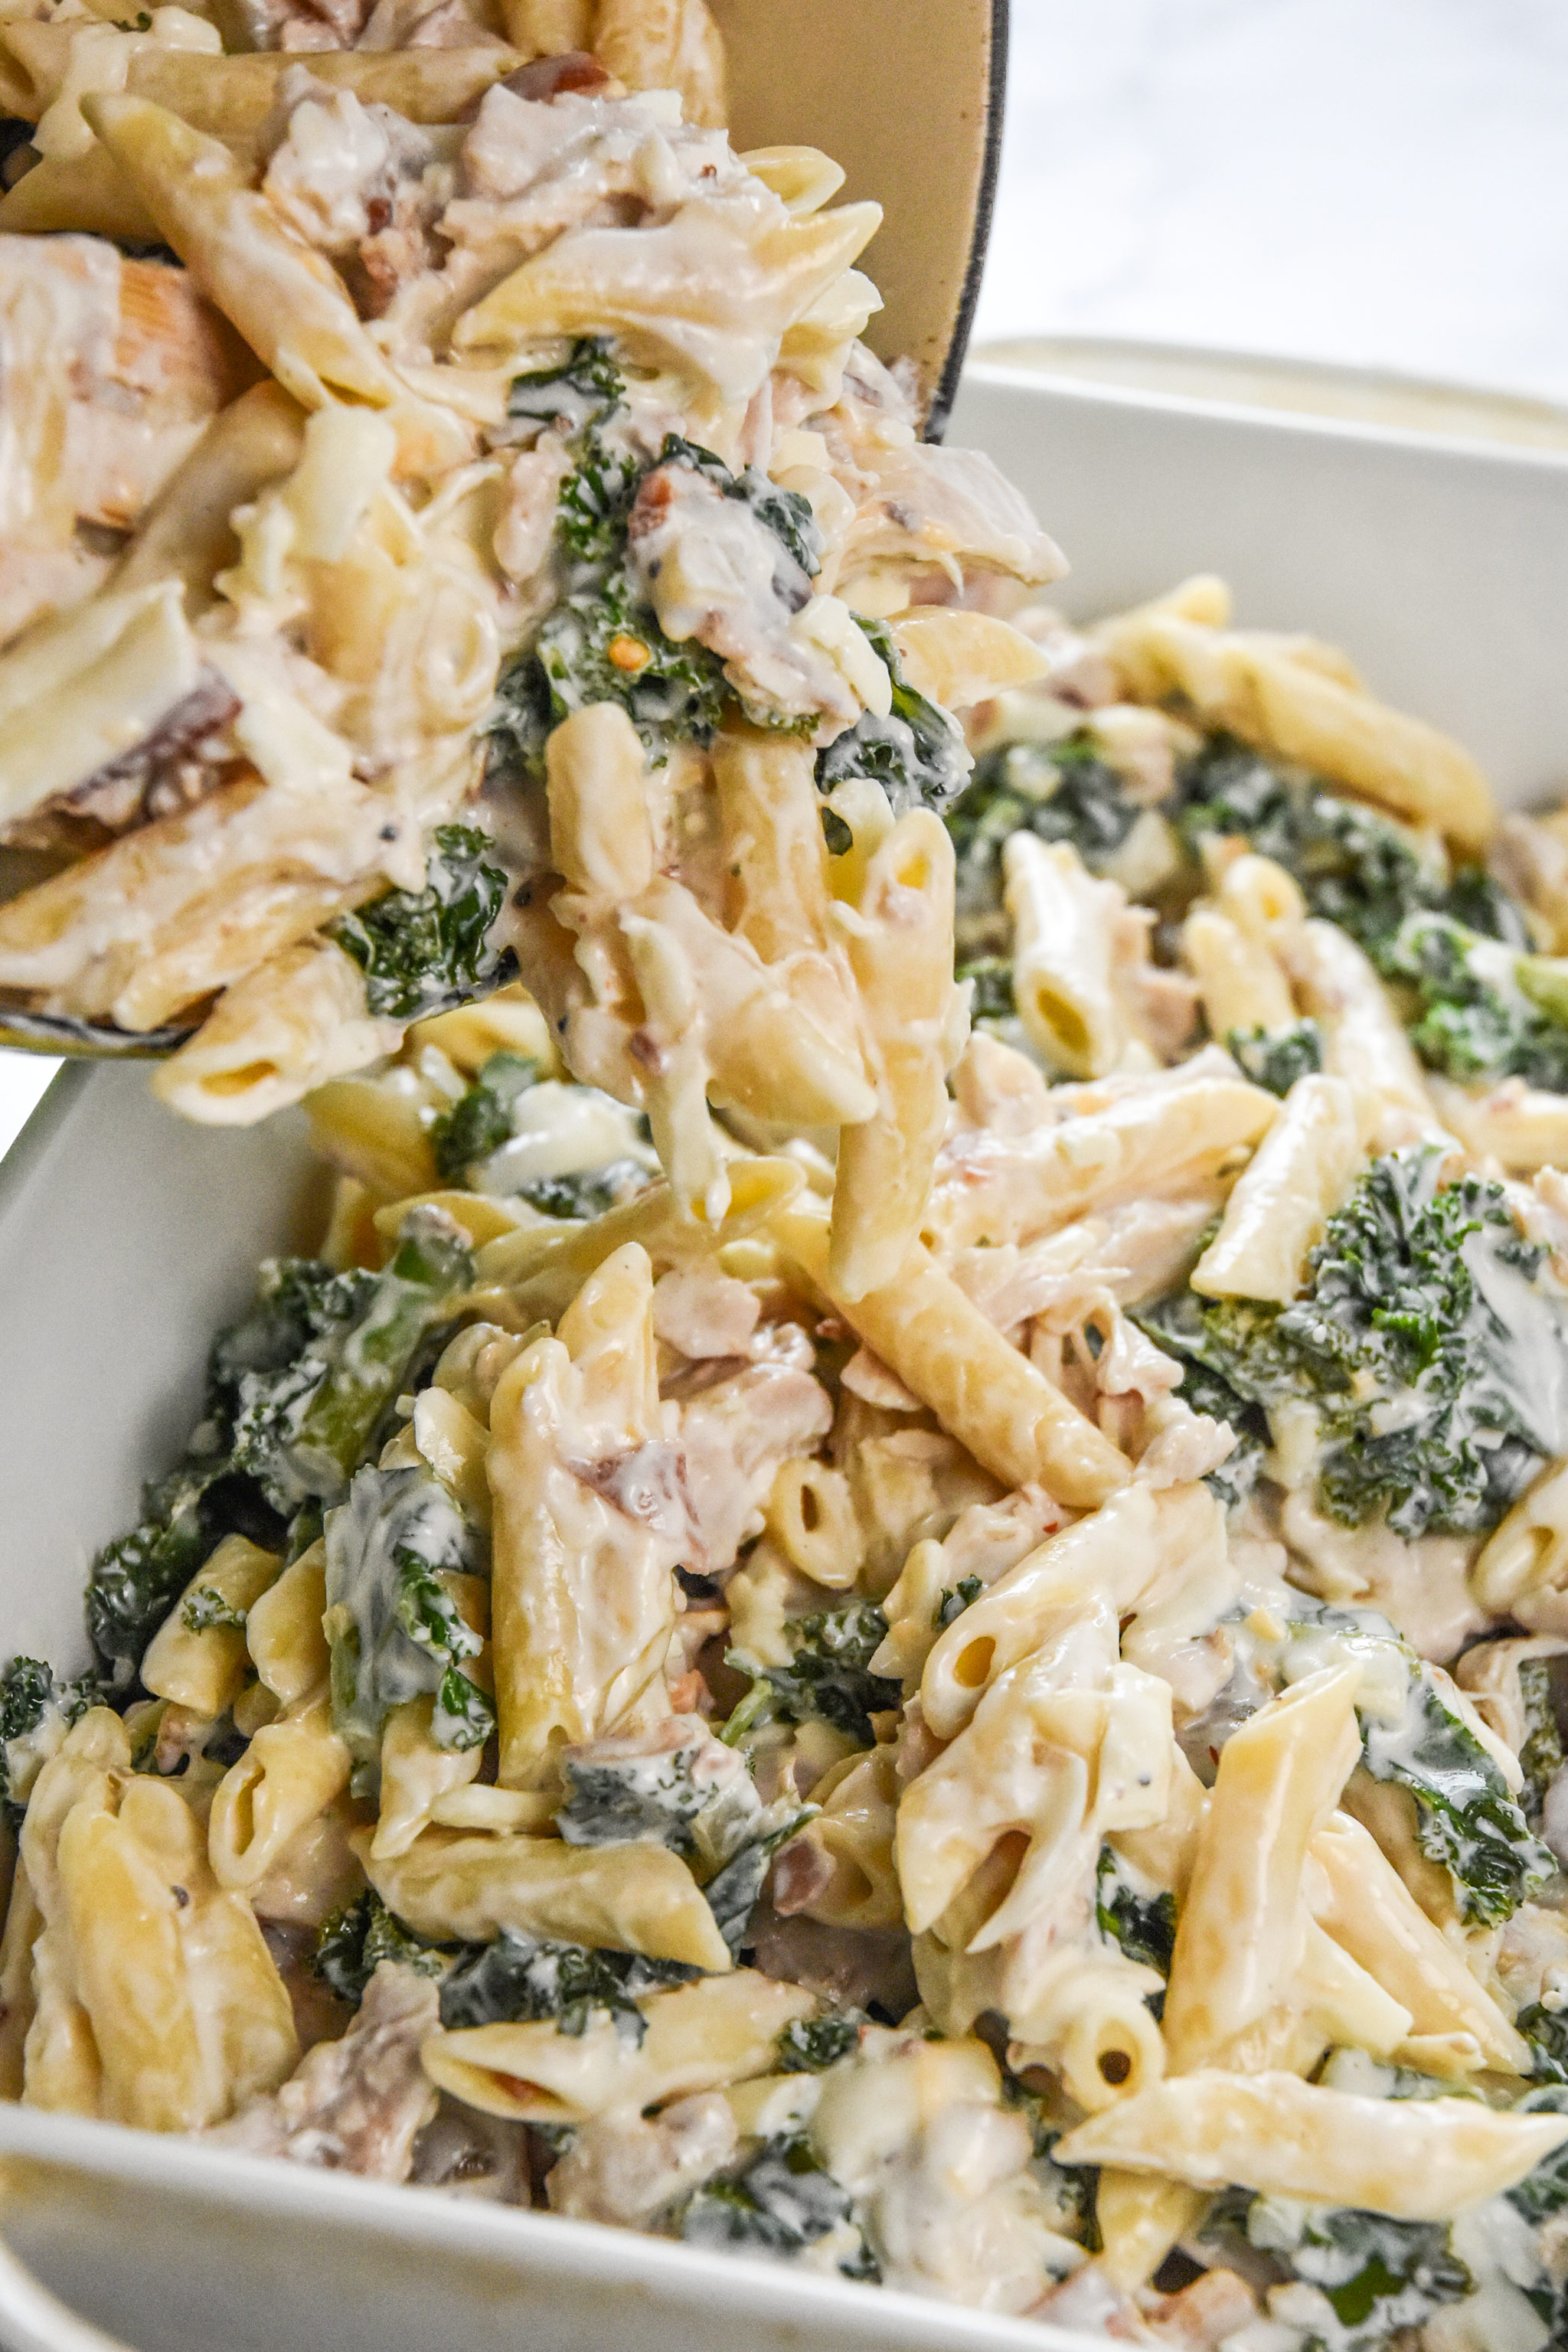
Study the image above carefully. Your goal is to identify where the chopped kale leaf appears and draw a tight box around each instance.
[0,1656,95,1824]
[956,956,1016,1024]
[1227,1018,1323,1096]
[1095,1844,1177,1975]
[438,1926,697,2043]
[933,1575,983,1631]
[776,2011,866,2073]
[515,1158,651,1219]
[179,1586,248,1633]
[1142,1148,1568,1540]
[946,733,1142,926]
[721,1602,900,1748]
[1361,1664,1553,1926]
[682,2133,871,2272]
[506,336,623,438]
[430,1051,539,1183]
[87,1463,240,1686]
[325,1461,489,1775]
[657,433,824,584]
[816,616,970,816]
[1517,1655,1566,1834]
[1507,2086,1568,2224]
[332,826,511,1024]
[1517,2004,1568,2085]
[311,1890,451,2007]
[1207,2194,1472,2349]
[222,1210,473,1518]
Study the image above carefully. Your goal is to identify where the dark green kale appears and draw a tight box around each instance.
[819,805,853,856]
[553,1731,809,1959]
[1131,1296,1269,1515]
[1095,1845,1177,1975]
[656,433,823,583]
[0,1658,96,1825]
[956,957,1016,1024]
[438,1926,697,2044]
[1143,1149,1568,1540]
[933,1575,983,1631]
[1204,2194,1472,2349]
[1382,913,1568,1090]
[325,1462,491,1779]
[311,1890,450,2007]
[945,732,1144,947]
[1517,2004,1568,2085]
[1361,1664,1553,1926]
[332,826,511,1024]
[721,1602,900,1748]
[223,1210,474,1517]
[702,1805,815,1958]
[179,1587,247,1633]
[1507,2087,1568,2230]
[514,1159,652,1219]
[776,2011,866,2073]
[816,616,970,816]
[505,336,623,438]
[1517,1656,1566,1834]
[1174,740,1441,961]
[87,1463,239,1687]
[523,564,728,763]
[430,1051,539,1183]
[681,2134,873,2274]
[1227,1018,1323,1097]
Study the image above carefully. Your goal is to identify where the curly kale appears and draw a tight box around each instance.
[311,1890,450,2007]
[1227,1018,1324,1097]
[221,1209,474,1518]
[656,433,823,584]
[430,1052,540,1183]
[933,1576,983,1631]
[1517,1656,1567,1836]
[332,827,511,1024]
[499,561,729,773]
[776,2012,866,2073]
[1143,1149,1568,1540]
[1174,740,1442,958]
[681,2134,874,2274]
[1095,1845,1177,1977]
[1362,1663,1553,1926]
[438,1926,697,2045]
[956,957,1016,1025]
[506,336,624,439]
[817,616,970,816]
[1383,913,1568,1090]
[1129,1302,1269,1514]
[0,1657,96,1825]
[1203,2193,1472,2350]
[325,1461,491,1782]
[721,1602,900,1749]
[514,1160,652,1219]
[555,1731,811,1958]
[87,1463,240,1686]
[1518,2005,1568,2085]
[179,1586,247,1633]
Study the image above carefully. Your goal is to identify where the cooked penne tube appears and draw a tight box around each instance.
[421,1971,812,2122]
[1054,2073,1568,2219]
[773,1200,1130,1508]
[1191,1072,1361,1302]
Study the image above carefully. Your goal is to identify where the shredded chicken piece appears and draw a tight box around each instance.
[678,1354,831,1574]
[208,1960,439,2179]
[547,2092,737,2224]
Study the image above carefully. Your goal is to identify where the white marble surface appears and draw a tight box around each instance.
[976,0,1568,402]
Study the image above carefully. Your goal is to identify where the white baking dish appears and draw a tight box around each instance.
[5,365,1568,2352]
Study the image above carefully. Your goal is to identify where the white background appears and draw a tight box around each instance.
[3,0,1563,1158]
[978,0,1568,400]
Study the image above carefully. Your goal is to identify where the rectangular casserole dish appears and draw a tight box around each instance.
[3,364,1568,2352]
